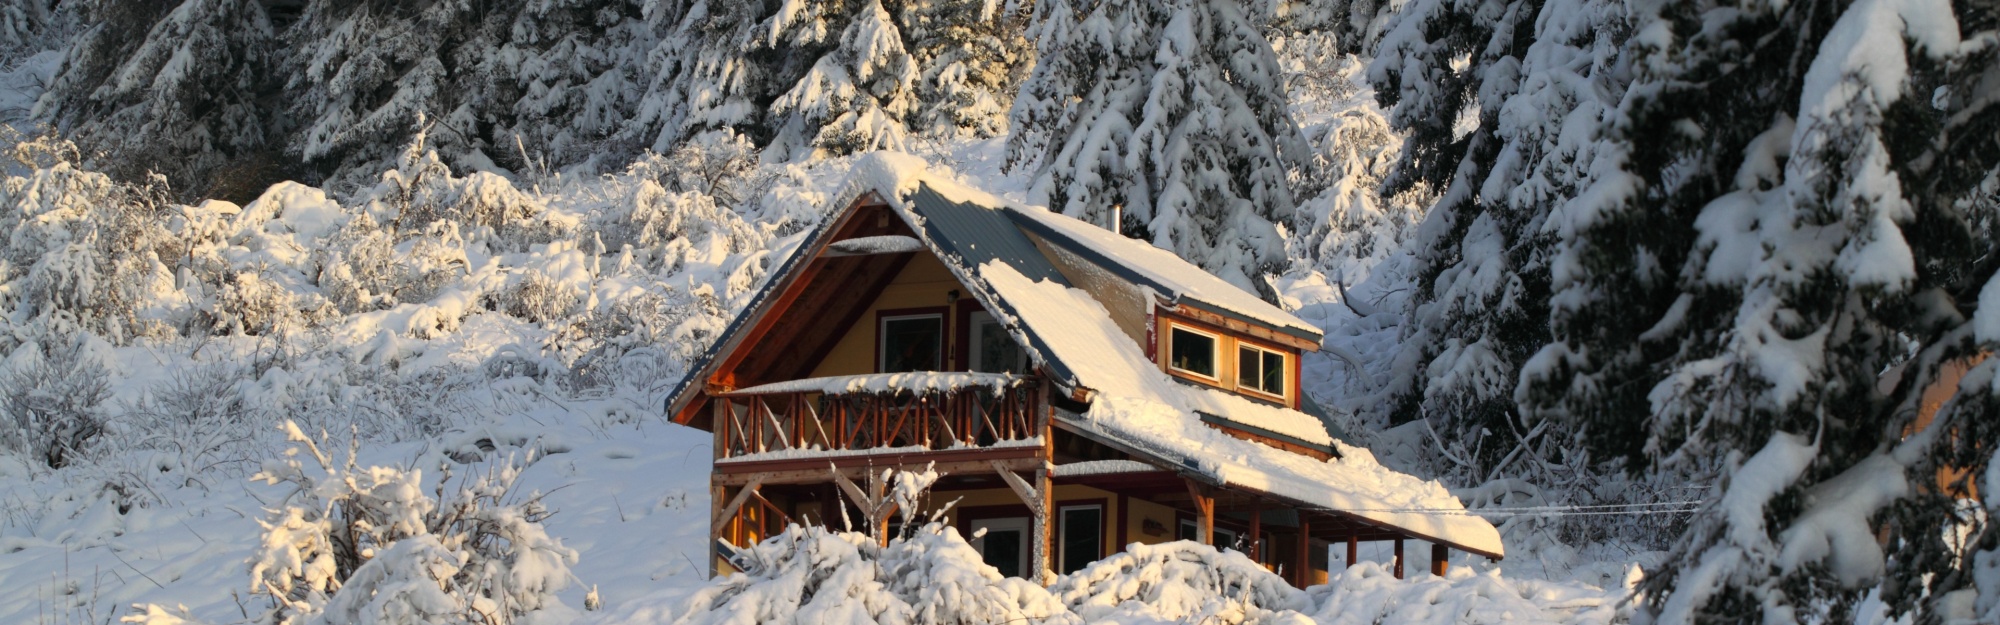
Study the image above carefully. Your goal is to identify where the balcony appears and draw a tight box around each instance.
[707,373,1050,481]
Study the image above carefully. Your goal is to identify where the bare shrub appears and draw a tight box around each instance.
[0,332,110,468]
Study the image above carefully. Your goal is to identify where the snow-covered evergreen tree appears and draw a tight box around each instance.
[766,0,917,160]
[1506,0,2000,619]
[1010,0,1309,294]
[0,0,63,67]
[1368,0,1630,489]
[37,0,281,199]
[902,0,1029,138]
[491,0,653,175]
[283,1,498,188]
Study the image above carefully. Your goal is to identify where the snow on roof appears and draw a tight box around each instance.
[840,152,1319,340]
[1051,459,1164,477]
[1001,204,1321,340]
[722,372,1025,396]
[824,235,925,256]
[977,261,1502,558]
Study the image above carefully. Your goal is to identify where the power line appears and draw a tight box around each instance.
[1304,501,1705,518]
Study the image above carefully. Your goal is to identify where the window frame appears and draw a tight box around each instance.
[1235,342,1290,401]
[877,311,946,373]
[966,310,1029,374]
[1057,503,1106,575]
[1165,322,1222,382]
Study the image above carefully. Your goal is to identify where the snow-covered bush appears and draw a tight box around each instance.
[655,522,1076,625]
[247,421,580,625]
[0,153,178,343]
[0,330,110,468]
[1054,541,1313,625]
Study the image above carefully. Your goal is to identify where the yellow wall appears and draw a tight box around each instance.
[810,254,966,377]
[1121,496,1180,548]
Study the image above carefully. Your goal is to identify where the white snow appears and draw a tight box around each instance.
[823,234,925,256]
[1051,459,1161,476]
[588,528,1613,625]
[723,371,1026,396]
[1004,203,1322,338]
[715,438,1044,464]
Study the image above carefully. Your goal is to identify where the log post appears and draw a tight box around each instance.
[1294,517,1311,588]
[713,399,729,459]
[1184,479,1215,546]
[1037,468,1054,584]
[1431,543,1449,577]
[1345,534,1358,570]
[1393,538,1405,579]
[996,462,1055,586]
[1248,510,1262,564]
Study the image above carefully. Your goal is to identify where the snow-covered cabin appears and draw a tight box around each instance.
[663,154,1503,586]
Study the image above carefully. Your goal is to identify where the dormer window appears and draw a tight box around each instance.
[1237,344,1286,398]
[1168,326,1219,380]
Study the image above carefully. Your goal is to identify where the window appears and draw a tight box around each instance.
[969,311,1028,374]
[971,517,1030,578]
[1059,505,1104,574]
[1168,326,1218,379]
[879,314,943,372]
[1237,344,1287,397]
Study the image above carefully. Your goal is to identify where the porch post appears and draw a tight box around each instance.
[1248,510,1262,564]
[1345,534,1358,570]
[1294,517,1311,588]
[1034,467,1055,584]
[1431,543,1449,577]
[709,479,726,577]
[1393,538,1405,579]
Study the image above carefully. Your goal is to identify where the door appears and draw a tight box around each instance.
[971,517,1031,579]
[1059,505,1104,574]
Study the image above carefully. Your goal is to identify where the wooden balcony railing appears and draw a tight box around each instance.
[712,374,1046,459]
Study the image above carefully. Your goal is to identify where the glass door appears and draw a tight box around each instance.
[968,311,1028,374]
[971,517,1031,578]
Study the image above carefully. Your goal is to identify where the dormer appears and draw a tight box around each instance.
[1153,305,1305,409]
[997,198,1322,412]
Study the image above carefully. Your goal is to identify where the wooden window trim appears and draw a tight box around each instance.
[1056,498,1110,570]
[877,307,949,373]
[1236,343,1290,402]
[1156,311,1302,407]
[1164,322,1222,383]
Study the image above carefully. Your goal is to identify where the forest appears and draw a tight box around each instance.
[0,0,1991,624]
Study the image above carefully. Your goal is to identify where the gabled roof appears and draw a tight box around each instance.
[663,154,1503,560]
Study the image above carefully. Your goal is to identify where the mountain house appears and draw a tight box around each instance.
[662,154,1504,586]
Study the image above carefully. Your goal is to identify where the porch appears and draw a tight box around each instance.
[702,374,1460,588]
